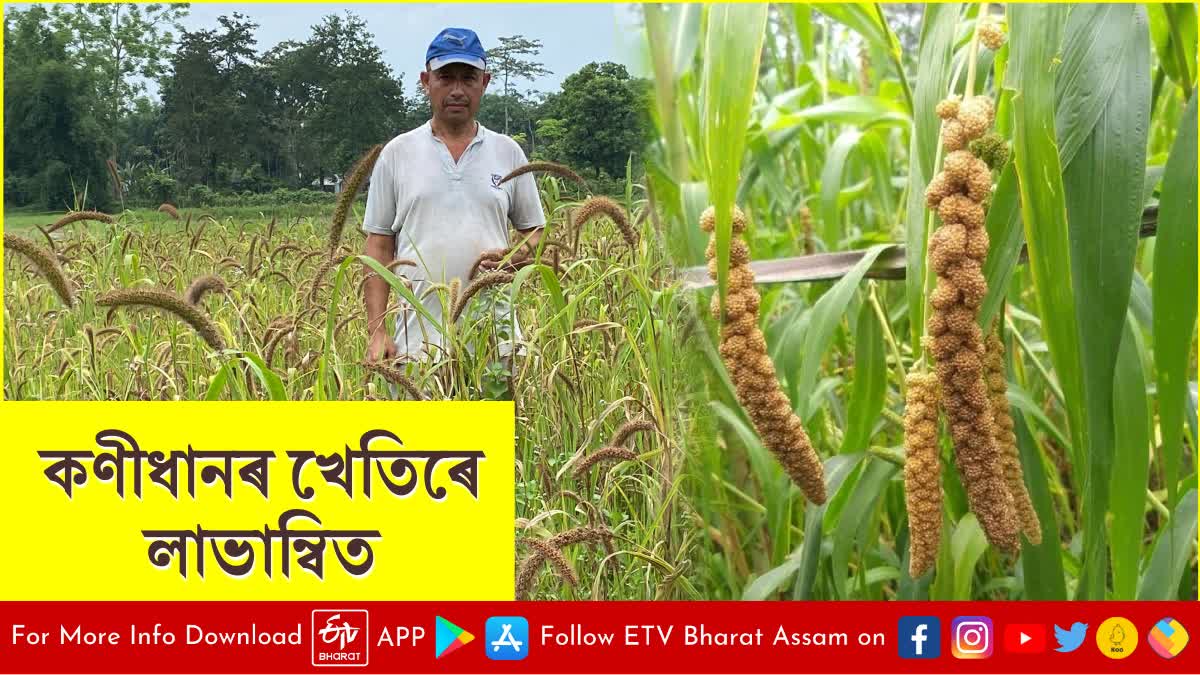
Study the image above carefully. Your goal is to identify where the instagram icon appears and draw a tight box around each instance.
[951,617,994,659]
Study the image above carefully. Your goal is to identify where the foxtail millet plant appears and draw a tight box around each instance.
[328,144,383,255]
[499,161,589,191]
[522,537,579,587]
[903,372,943,577]
[184,274,228,305]
[923,93,1019,553]
[609,417,656,447]
[97,288,226,350]
[984,328,1041,543]
[575,196,638,249]
[450,270,514,323]
[701,205,827,504]
[978,19,1007,51]
[515,526,614,599]
[362,360,426,401]
[158,203,180,220]
[572,445,639,479]
[46,210,115,233]
[3,232,75,307]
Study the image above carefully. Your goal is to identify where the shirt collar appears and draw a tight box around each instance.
[425,120,487,147]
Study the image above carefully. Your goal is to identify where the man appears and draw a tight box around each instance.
[363,27,545,363]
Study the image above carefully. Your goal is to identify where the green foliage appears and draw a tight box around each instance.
[5,6,641,206]
[646,2,1197,602]
[3,6,112,211]
[486,35,552,136]
[141,168,178,204]
[557,62,649,178]
[48,2,189,154]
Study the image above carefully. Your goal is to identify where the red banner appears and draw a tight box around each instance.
[1,601,1196,673]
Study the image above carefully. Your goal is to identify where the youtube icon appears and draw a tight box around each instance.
[1004,624,1047,654]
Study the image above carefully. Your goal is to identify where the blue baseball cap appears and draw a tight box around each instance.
[426,28,486,71]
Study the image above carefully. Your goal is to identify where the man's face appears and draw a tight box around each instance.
[421,62,490,125]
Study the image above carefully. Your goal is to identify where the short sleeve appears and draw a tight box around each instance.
[508,145,547,231]
[361,149,398,235]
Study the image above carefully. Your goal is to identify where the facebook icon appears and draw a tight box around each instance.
[898,616,941,659]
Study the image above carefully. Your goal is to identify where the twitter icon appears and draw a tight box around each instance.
[1054,623,1088,653]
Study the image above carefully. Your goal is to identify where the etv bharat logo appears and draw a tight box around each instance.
[312,610,369,667]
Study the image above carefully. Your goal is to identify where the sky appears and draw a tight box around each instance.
[8,3,644,96]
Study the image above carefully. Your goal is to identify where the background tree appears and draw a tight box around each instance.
[4,5,111,210]
[264,12,409,187]
[3,7,644,207]
[485,35,551,134]
[49,2,189,159]
[160,13,260,188]
[556,61,648,178]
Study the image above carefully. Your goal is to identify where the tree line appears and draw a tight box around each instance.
[3,3,649,211]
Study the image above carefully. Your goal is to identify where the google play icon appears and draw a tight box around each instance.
[435,616,475,659]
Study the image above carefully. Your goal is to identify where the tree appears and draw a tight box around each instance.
[4,5,111,210]
[160,13,262,187]
[264,12,409,185]
[556,62,648,178]
[50,2,190,158]
[485,35,551,135]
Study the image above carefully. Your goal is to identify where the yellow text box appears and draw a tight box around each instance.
[0,402,514,600]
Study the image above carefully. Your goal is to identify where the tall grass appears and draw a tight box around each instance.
[3,170,704,599]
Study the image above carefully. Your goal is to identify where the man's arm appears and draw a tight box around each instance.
[514,227,542,255]
[476,227,543,275]
[364,232,397,362]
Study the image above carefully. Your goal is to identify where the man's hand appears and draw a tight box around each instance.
[367,330,397,363]
[475,248,509,274]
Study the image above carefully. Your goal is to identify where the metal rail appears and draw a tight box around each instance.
[680,206,1159,289]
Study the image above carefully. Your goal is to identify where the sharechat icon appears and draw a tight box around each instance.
[1149,617,1189,659]
[1054,623,1087,653]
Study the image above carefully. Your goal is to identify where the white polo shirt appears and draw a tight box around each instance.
[361,121,545,358]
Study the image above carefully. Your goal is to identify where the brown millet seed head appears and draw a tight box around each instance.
[925,139,1017,552]
[572,446,639,479]
[362,361,426,401]
[984,331,1042,544]
[575,196,637,248]
[158,203,180,219]
[940,119,968,152]
[702,204,826,504]
[184,274,228,305]
[548,526,614,549]
[935,95,962,121]
[609,418,657,448]
[698,205,748,235]
[499,161,589,191]
[450,270,514,323]
[515,551,546,600]
[97,288,226,351]
[958,96,996,140]
[46,210,115,233]
[522,538,579,587]
[904,372,943,578]
[3,232,75,307]
[330,144,383,254]
[979,20,1006,51]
